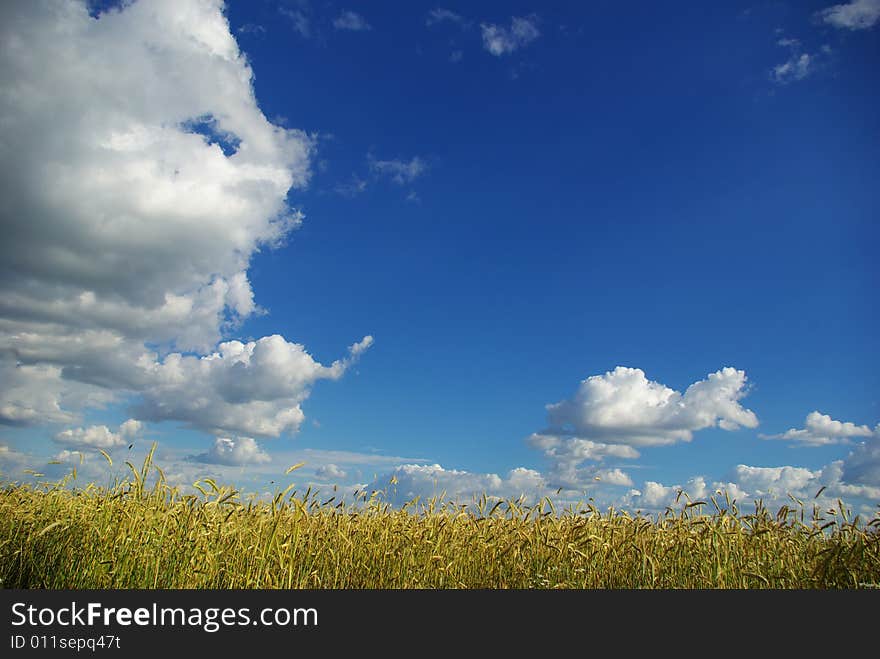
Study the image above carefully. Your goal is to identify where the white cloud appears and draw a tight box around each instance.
[335,175,367,197]
[526,433,639,488]
[333,10,371,32]
[426,9,469,28]
[624,449,880,514]
[595,468,634,487]
[730,464,819,497]
[818,0,880,30]
[133,335,372,437]
[546,367,758,446]
[0,1,369,439]
[315,463,347,481]
[368,155,427,184]
[54,417,142,450]
[771,52,814,83]
[527,367,757,490]
[480,16,540,56]
[189,436,271,466]
[281,8,311,38]
[367,463,548,506]
[761,411,877,446]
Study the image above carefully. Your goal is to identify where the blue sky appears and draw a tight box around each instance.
[0,0,878,516]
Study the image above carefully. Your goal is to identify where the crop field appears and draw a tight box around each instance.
[1,448,878,589]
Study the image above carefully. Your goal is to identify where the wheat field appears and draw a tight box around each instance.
[1,445,878,589]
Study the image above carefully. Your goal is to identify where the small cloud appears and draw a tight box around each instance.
[817,0,880,30]
[405,191,421,204]
[333,10,372,32]
[527,366,758,490]
[280,8,311,39]
[53,449,86,464]
[335,174,367,197]
[449,49,463,63]
[595,468,634,487]
[188,437,271,466]
[54,418,143,450]
[367,463,548,507]
[369,155,427,185]
[426,8,470,28]
[760,411,877,446]
[316,463,347,481]
[237,23,266,36]
[480,15,540,56]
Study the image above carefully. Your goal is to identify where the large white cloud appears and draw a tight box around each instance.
[189,436,270,466]
[368,155,427,185]
[134,335,372,437]
[526,433,639,489]
[0,1,369,438]
[315,463,348,481]
[624,455,880,515]
[529,367,758,489]
[545,367,758,445]
[332,10,371,32]
[480,16,540,56]
[761,411,877,446]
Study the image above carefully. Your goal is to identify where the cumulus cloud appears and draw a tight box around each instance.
[624,449,880,514]
[0,1,369,439]
[333,10,371,32]
[315,463,347,481]
[817,0,880,30]
[480,16,540,56]
[771,53,814,83]
[368,155,427,185]
[545,367,758,445]
[133,335,373,437]
[730,464,818,497]
[526,433,639,488]
[528,367,757,490]
[0,357,103,427]
[761,411,877,446]
[54,418,142,450]
[627,477,711,510]
[189,437,271,466]
[367,464,548,507]
[769,38,829,85]
[595,468,634,487]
